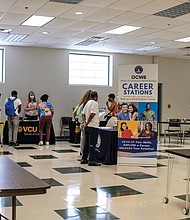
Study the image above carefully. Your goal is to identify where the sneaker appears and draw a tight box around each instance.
[8,142,13,146]
[45,142,49,146]
[88,161,101,166]
[13,142,19,146]
[39,141,43,146]
[80,159,88,164]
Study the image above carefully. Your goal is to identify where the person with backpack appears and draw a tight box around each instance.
[4,90,22,146]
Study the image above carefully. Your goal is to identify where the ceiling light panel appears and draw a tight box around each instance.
[175,37,190,43]
[21,15,55,27]
[154,2,190,18]
[105,25,142,35]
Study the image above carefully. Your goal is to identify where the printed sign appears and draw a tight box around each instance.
[118,64,158,165]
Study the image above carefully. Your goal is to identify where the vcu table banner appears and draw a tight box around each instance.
[118,64,158,165]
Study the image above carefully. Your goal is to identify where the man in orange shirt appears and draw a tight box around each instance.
[104,94,118,121]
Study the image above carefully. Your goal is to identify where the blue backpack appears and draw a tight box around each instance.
[5,97,17,116]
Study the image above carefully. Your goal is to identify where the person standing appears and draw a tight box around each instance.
[81,91,101,166]
[24,91,38,120]
[4,90,22,146]
[104,93,118,121]
[37,94,54,146]
[73,90,92,156]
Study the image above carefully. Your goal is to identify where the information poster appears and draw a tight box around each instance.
[118,64,158,165]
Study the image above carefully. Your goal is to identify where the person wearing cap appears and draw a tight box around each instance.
[37,94,54,146]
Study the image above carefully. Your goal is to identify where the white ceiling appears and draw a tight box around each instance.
[0,0,190,58]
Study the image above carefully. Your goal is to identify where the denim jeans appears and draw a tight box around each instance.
[82,126,99,161]
[80,127,85,156]
[8,115,19,143]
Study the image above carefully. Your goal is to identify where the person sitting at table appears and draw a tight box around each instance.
[120,122,133,138]
[104,93,118,122]
[37,94,54,146]
[118,103,131,120]
[128,103,138,121]
[138,121,156,139]
[24,91,38,120]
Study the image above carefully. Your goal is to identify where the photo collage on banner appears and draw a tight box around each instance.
[118,64,158,165]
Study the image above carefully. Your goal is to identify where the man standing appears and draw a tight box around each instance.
[140,103,156,121]
[5,90,22,146]
[104,93,118,121]
[81,91,101,166]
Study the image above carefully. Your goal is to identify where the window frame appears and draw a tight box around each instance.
[69,52,113,87]
[0,48,5,83]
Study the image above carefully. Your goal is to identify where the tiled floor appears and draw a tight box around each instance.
[0,139,190,219]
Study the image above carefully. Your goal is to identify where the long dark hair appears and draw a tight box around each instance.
[128,103,138,114]
[120,122,128,131]
[145,122,152,130]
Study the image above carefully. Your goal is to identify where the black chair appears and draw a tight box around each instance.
[182,119,190,144]
[60,117,72,138]
[164,119,181,143]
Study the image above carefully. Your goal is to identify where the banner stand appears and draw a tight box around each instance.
[117,64,158,166]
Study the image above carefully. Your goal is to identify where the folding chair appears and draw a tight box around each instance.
[164,119,181,144]
[60,117,72,138]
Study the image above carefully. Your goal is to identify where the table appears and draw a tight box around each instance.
[0,157,51,220]
[163,149,190,215]
[3,120,55,145]
[69,120,107,144]
[158,121,190,143]
[96,127,118,165]
[69,122,118,164]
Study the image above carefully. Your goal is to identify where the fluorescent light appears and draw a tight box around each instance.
[175,37,190,42]
[105,25,142,35]
[135,45,160,52]
[75,11,83,15]
[3,34,28,42]
[21,15,55,27]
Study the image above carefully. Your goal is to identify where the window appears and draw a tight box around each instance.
[69,52,112,86]
[0,48,5,83]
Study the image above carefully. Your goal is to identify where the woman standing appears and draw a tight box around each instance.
[24,91,38,120]
[73,90,92,155]
[38,94,54,146]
